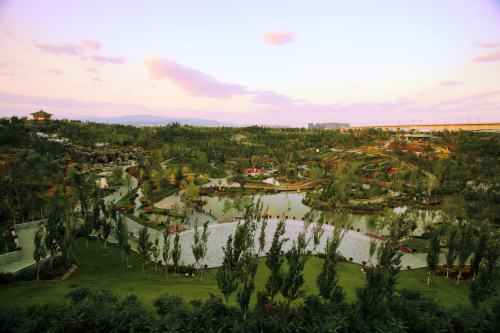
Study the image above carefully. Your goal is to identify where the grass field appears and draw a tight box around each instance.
[0,238,495,311]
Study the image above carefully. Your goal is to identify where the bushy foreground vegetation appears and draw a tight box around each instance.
[1,286,499,332]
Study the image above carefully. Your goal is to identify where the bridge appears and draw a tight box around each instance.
[345,122,500,132]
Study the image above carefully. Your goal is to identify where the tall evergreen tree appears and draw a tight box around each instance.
[311,214,325,256]
[456,219,474,284]
[258,215,268,255]
[171,226,182,275]
[282,231,308,303]
[426,227,442,285]
[137,226,153,275]
[216,235,238,303]
[317,227,344,302]
[471,221,489,279]
[162,218,172,277]
[445,222,458,278]
[265,218,288,301]
[33,226,46,282]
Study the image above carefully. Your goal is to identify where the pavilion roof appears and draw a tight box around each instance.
[31,109,52,116]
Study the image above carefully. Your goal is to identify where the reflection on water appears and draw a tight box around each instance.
[142,191,441,236]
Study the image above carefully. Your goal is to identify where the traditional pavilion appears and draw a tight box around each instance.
[30,109,52,121]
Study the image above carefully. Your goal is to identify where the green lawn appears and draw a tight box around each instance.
[0,239,494,311]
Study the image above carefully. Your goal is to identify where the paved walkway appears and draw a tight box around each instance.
[0,166,138,274]
[0,222,41,273]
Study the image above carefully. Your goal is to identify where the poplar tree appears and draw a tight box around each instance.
[469,230,500,307]
[317,227,344,302]
[426,227,442,285]
[456,219,474,284]
[216,235,238,303]
[471,221,489,279]
[445,222,458,278]
[282,231,308,303]
[191,220,203,276]
[137,226,152,275]
[258,216,268,255]
[101,218,112,248]
[152,235,160,272]
[311,214,325,256]
[171,226,182,275]
[265,218,288,301]
[162,218,172,277]
[33,226,46,282]
[199,221,210,279]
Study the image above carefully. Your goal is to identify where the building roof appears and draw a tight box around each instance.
[31,109,52,116]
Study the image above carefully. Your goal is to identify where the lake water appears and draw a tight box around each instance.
[199,192,440,236]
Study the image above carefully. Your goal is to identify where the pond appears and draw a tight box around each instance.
[199,192,441,237]
[170,220,428,269]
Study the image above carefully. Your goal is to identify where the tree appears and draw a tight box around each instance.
[216,235,238,303]
[309,166,323,183]
[236,250,257,321]
[265,218,288,301]
[356,240,403,322]
[115,215,131,269]
[258,216,268,255]
[445,222,458,278]
[426,227,442,285]
[60,216,79,265]
[162,222,172,278]
[317,227,344,302]
[44,201,61,269]
[152,235,160,272]
[181,183,199,213]
[109,166,124,188]
[199,221,210,279]
[137,226,153,275]
[469,229,500,307]
[222,199,233,217]
[101,218,112,248]
[471,221,489,279]
[114,215,125,260]
[282,231,308,303]
[191,220,203,276]
[455,219,475,284]
[33,226,46,282]
[81,214,93,250]
[311,214,325,256]
[171,226,182,275]
[125,172,133,191]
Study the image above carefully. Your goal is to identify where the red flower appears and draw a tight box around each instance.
[264,302,274,313]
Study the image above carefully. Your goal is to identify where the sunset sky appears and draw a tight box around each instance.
[0,0,499,126]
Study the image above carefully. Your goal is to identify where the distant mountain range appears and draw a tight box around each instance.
[76,115,238,127]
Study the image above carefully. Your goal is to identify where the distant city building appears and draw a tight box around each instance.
[308,122,350,129]
[30,109,52,121]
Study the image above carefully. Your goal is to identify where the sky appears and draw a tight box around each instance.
[0,0,499,126]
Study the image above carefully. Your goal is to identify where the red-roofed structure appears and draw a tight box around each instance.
[245,167,263,175]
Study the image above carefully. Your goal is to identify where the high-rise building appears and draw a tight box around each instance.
[308,122,350,129]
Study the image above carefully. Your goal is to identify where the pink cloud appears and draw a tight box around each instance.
[472,50,500,62]
[90,56,125,66]
[439,80,462,87]
[475,42,500,49]
[251,91,293,105]
[81,39,102,50]
[34,42,84,55]
[144,58,247,98]
[263,32,297,45]
[92,77,103,82]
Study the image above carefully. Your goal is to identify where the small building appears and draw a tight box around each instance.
[31,109,52,121]
[245,167,263,176]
